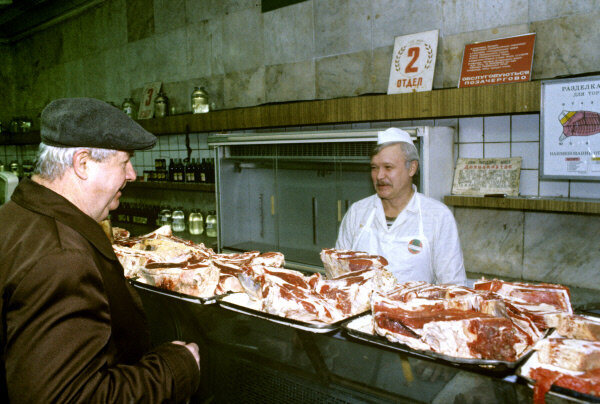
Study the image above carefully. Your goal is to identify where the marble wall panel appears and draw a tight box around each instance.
[187,18,224,77]
[314,0,371,57]
[372,0,442,48]
[60,16,83,63]
[528,0,599,22]
[263,0,313,66]
[126,0,155,43]
[531,13,600,80]
[160,79,191,114]
[222,7,264,73]
[125,36,158,89]
[104,46,132,103]
[523,212,600,290]
[371,45,393,94]
[63,59,86,98]
[454,207,524,279]
[440,24,530,88]
[154,27,189,82]
[316,50,372,100]
[96,0,128,53]
[265,60,315,104]
[0,44,15,122]
[223,66,265,108]
[441,0,528,36]
[30,24,63,71]
[186,0,225,23]
[82,52,110,100]
[154,0,187,34]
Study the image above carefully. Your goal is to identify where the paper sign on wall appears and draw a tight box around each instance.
[138,81,162,120]
[387,30,438,94]
[452,157,522,196]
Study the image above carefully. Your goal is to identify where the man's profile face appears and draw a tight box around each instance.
[86,151,136,221]
[370,144,417,202]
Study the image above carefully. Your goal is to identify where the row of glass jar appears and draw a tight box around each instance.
[158,208,217,237]
[121,86,211,119]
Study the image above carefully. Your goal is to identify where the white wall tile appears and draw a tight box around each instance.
[539,179,569,197]
[413,119,435,127]
[512,114,539,141]
[570,181,600,199]
[435,118,458,128]
[512,142,539,169]
[458,143,483,158]
[519,169,539,196]
[484,142,510,158]
[458,117,483,142]
[390,120,413,128]
[484,116,510,142]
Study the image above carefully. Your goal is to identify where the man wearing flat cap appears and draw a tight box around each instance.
[336,127,466,286]
[0,98,200,403]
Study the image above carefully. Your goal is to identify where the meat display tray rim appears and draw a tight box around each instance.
[129,279,219,304]
[217,292,366,333]
[342,314,537,374]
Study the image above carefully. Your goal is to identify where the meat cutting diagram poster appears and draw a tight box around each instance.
[541,75,600,180]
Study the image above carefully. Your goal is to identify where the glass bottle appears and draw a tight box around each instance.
[205,210,217,238]
[188,210,204,235]
[191,87,209,114]
[154,92,168,118]
[121,98,137,118]
[172,209,186,232]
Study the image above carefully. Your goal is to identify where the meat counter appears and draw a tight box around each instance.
[133,285,557,404]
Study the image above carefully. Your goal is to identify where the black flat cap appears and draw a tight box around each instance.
[41,97,156,151]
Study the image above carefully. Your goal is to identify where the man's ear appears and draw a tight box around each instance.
[72,149,91,180]
[409,160,419,177]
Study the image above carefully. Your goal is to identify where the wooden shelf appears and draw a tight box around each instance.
[444,195,600,214]
[137,81,541,135]
[126,181,215,192]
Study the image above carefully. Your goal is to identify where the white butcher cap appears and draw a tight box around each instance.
[377,127,414,146]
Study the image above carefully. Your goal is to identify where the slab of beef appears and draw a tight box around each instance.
[544,313,600,341]
[474,279,572,329]
[371,282,543,361]
[320,248,388,279]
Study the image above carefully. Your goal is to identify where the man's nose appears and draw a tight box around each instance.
[126,161,136,181]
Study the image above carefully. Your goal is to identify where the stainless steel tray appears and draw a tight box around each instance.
[342,314,537,375]
[217,292,365,334]
[129,279,219,304]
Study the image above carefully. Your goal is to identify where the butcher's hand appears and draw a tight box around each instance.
[172,341,200,369]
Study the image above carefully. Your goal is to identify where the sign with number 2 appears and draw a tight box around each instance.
[387,30,438,95]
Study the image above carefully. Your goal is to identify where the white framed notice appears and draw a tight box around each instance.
[540,76,600,180]
[387,30,438,94]
[137,81,162,120]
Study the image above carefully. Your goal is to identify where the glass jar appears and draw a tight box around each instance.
[205,210,217,238]
[9,161,20,178]
[154,92,168,118]
[172,209,186,232]
[188,210,204,235]
[121,98,137,118]
[158,208,172,227]
[191,87,209,114]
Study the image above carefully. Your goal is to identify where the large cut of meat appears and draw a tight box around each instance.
[544,313,600,341]
[371,281,543,361]
[474,279,572,329]
[530,367,600,404]
[112,226,284,297]
[536,337,600,372]
[238,264,397,324]
[320,248,388,279]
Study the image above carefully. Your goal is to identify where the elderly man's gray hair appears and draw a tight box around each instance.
[34,142,118,181]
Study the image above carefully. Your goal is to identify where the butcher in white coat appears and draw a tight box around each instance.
[336,128,467,286]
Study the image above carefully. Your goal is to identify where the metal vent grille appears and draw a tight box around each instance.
[229,142,375,159]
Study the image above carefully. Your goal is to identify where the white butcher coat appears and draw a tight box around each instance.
[335,188,467,286]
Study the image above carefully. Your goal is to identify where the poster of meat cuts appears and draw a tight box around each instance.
[451,157,522,196]
[541,75,600,179]
[387,30,438,94]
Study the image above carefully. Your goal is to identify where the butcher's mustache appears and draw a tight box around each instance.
[376,181,391,186]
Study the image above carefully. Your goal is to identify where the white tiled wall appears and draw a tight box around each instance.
[0,112,597,200]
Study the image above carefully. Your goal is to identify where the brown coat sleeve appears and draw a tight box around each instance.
[4,249,200,404]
